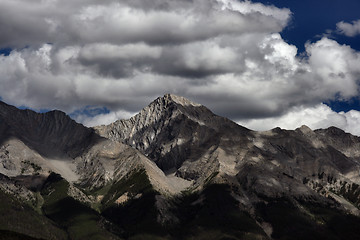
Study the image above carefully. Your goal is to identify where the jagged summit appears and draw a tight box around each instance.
[96,94,204,129]
[162,93,202,107]
[296,124,313,134]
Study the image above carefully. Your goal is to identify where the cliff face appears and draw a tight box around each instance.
[2,95,360,239]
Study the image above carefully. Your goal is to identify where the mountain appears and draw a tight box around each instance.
[95,95,360,202]
[1,95,360,239]
[95,94,251,185]
[0,101,98,158]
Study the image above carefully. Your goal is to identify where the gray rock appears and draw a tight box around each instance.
[95,94,360,214]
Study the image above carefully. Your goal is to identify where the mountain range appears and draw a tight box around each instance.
[1,94,360,240]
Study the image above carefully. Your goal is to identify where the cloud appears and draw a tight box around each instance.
[305,38,360,99]
[238,103,360,136]
[0,0,291,48]
[186,36,360,120]
[71,106,136,127]
[77,43,162,78]
[0,0,360,135]
[153,40,241,78]
[336,19,360,37]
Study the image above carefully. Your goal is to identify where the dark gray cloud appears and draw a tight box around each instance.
[0,0,290,48]
[152,41,244,78]
[77,43,161,78]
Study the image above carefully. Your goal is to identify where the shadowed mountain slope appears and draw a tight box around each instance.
[0,101,99,158]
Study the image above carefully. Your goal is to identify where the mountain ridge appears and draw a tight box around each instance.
[0,100,99,158]
[1,95,360,239]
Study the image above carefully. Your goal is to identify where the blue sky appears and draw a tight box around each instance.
[281,1,359,48]
[255,0,360,50]
[0,0,360,134]
[0,47,11,56]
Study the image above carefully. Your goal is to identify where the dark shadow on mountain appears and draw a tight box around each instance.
[0,101,103,159]
[255,196,360,240]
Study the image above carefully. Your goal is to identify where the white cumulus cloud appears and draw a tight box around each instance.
[336,19,360,37]
[238,104,360,136]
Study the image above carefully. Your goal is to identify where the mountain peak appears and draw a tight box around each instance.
[162,93,201,107]
[296,125,313,134]
[94,94,208,148]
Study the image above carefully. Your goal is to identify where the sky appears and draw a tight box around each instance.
[1,0,360,134]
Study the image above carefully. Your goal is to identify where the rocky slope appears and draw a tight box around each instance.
[95,94,360,238]
[95,94,360,203]
[95,94,251,185]
[1,95,360,239]
[74,139,192,194]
